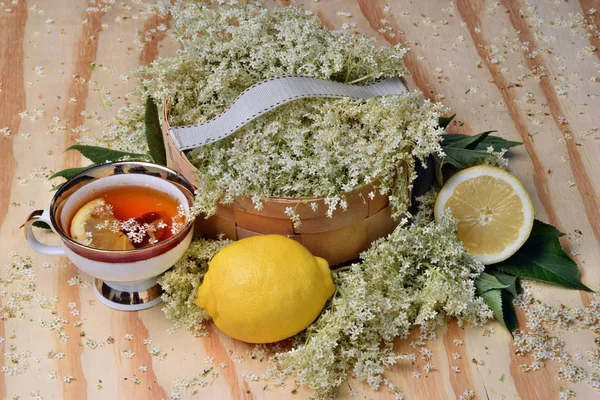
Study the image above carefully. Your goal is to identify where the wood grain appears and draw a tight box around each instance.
[139,12,172,66]
[442,320,479,397]
[112,312,168,399]
[0,0,26,234]
[0,23,26,382]
[0,2,27,399]
[456,0,561,230]
[502,0,600,250]
[56,2,110,398]
[2,1,600,399]
[579,0,600,59]
[57,266,88,399]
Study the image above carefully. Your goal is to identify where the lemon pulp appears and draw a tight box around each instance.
[69,198,134,250]
[434,165,534,264]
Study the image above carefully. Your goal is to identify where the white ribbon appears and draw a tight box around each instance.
[169,75,409,151]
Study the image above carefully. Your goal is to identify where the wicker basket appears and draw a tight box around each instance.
[161,102,405,266]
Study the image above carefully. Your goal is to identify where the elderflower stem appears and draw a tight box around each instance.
[344,48,355,83]
[347,73,378,85]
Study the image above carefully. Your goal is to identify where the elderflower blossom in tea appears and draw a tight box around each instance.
[68,185,188,250]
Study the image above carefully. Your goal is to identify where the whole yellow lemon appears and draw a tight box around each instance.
[195,235,335,343]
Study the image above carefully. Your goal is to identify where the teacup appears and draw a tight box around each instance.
[24,161,195,311]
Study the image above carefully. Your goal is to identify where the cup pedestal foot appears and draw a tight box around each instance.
[93,278,163,311]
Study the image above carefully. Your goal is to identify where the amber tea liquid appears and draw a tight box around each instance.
[68,185,185,248]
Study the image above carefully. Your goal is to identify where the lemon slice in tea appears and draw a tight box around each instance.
[70,198,135,250]
[434,165,534,265]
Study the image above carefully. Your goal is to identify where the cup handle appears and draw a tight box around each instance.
[24,210,65,256]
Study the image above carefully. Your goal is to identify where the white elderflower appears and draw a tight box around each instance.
[123,349,135,359]
[157,238,230,335]
[101,1,444,226]
[423,363,436,373]
[284,207,302,229]
[273,209,491,397]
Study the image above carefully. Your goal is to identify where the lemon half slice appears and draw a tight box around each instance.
[70,198,135,250]
[434,165,534,264]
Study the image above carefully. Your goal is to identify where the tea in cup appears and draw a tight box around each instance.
[24,162,195,311]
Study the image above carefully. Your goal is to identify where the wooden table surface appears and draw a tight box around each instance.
[1,0,600,399]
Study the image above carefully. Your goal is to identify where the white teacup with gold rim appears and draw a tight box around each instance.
[24,162,195,311]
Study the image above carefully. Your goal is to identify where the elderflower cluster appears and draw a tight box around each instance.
[271,208,491,398]
[161,199,491,398]
[99,0,447,222]
[511,286,600,393]
[0,257,37,320]
[186,94,446,221]
[157,238,231,336]
[97,103,148,154]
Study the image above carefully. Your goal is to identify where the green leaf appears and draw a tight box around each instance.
[518,219,564,246]
[487,270,520,298]
[411,156,435,201]
[480,289,503,325]
[438,114,456,130]
[432,154,445,187]
[495,220,593,292]
[480,289,519,334]
[438,133,502,176]
[49,166,96,181]
[442,133,521,152]
[475,272,509,293]
[33,221,52,230]
[428,130,524,187]
[19,221,52,230]
[66,145,147,165]
[500,290,519,333]
[442,147,491,169]
[145,97,167,166]
[446,131,495,150]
